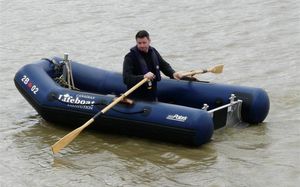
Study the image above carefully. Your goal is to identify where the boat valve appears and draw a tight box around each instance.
[202,104,209,111]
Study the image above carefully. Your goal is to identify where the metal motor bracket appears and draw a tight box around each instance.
[202,94,243,128]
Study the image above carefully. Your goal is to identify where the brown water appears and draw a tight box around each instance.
[1,0,299,186]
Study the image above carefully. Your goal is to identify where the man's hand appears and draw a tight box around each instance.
[173,71,183,80]
[144,72,156,80]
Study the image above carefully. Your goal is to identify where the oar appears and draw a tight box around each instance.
[181,64,224,77]
[51,78,149,154]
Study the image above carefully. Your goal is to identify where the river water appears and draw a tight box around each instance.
[1,0,299,186]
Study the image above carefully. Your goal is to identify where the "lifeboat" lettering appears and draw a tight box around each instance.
[58,94,95,105]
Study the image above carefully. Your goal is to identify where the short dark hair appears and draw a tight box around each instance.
[135,30,150,40]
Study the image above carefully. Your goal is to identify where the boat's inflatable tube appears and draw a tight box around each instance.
[14,57,269,145]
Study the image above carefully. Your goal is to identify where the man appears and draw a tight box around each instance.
[123,30,183,101]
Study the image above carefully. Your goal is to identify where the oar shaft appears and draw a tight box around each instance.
[100,78,148,114]
[182,69,206,77]
[181,64,224,77]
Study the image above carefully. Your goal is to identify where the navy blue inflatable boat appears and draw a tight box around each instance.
[14,56,269,146]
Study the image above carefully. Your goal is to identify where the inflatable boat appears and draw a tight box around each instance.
[14,55,269,146]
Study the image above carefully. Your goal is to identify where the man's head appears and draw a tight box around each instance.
[135,30,151,53]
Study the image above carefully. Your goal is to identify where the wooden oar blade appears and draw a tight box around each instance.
[51,127,83,154]
[209,64,224,74]
[51,118,94,154]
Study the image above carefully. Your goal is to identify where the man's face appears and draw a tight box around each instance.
[136,37,151,53]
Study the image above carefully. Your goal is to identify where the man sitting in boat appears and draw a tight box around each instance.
[123,30,183,101]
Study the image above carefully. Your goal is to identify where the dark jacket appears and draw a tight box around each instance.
[123,46,175,101]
